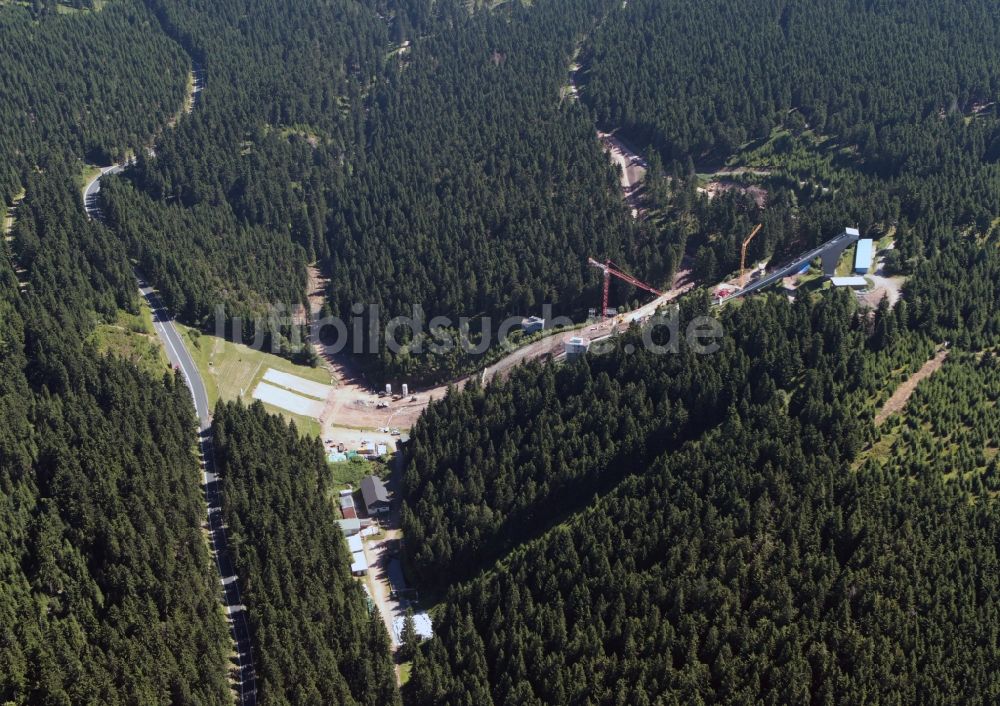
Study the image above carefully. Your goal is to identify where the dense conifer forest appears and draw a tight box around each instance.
[397,0,1000,702]
[1,160,231,703]
[0,0,188,198]
[0,2,394,702]
[582,0,1000,164]
[90,0,655,381]
[401,293,937,589]
[0,3,239,702]
[402,269,1000,703]
[577,0,1000,281]
[212,401,399,706]
[4,0,1000,702]
[407,394,1000,703]
[76,0,1000,385]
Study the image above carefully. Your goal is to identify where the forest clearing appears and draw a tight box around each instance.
[875,347,950,425]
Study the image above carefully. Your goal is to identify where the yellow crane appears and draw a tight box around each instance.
[739,223,763,288]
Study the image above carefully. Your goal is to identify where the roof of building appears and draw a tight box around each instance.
[854,238,873,267]
[347,534,364,553]
[340,494,355,509]
[845,227,860,236]
[338,518,361,535]
[830,276,868,288]
[342,506,357,519]
[351,550,368,573]
[361,474,389,507]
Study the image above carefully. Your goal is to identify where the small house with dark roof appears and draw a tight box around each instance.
[361,475,390,516]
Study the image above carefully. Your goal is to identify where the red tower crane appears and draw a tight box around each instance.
[588,258,663,318]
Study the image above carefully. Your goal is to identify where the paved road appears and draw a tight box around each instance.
[719,228,860,303]
[82,164,122,211]
[84,169,258,706]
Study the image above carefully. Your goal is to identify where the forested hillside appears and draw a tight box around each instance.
[0,0,378,706]
[403,281,1000,703]
[583,0,1000,162]
[99,175,308,327]
[579,0,1000,281]
[0,4,236,702]
[862,350,1000,495]
[2,2,417,702]
[402,291,935,588]
[325,0,644,376]
[397,1,1000,701]
[6,0,1000,701]
[0,164,232,703]
[408,405,1000,704]
[90,0,391,334]
[212,401,399,706]
[94,0,658,381]
[0,0,188,198]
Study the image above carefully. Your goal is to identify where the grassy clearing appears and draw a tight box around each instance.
[398,661,413,686]
[722,126,862,199]
[177,324,332,436]
[88,299,170,377]
[263,122,333,147]
[78,163,103,200]
[331,458,376,489]
[835,243,857,276]
[55,0,107,14]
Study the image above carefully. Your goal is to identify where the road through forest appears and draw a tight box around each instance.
[82,72,258,706]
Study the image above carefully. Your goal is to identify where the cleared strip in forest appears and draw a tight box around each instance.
[875,348,949,425]
[4,192,23,237]
[5,192,27,291]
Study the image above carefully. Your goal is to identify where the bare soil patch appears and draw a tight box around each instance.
[875,348,949,425]
[598,130,647,218]
[317,279,694,445]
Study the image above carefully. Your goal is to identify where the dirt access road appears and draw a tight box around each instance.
[567,57,647,218]
[598,130,647,218]
[361,450,410,685]
[316,273,693,447]
[875,347,949,425]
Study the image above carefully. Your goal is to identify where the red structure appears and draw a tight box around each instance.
[587,258,663,318]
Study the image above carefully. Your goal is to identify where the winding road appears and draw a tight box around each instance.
[83,116,258,706]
